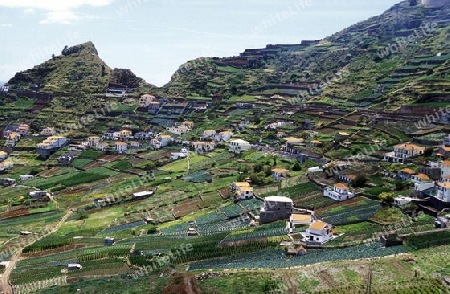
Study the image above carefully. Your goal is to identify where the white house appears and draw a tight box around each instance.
[114,142,127,154]
[17,124,30,135]
[437,182,450,202]
[5,132,20,147]
[323,183,355,201]
[230,182,250,192]
[170,148,189,160]
[167,126,190,136]
[191,141,215,153]
[271,168,288,181]
[160,135,172,147]
[130,141,141,148]
[150,138,162,149]
[20,175,35,181]
[0,151,8,161]
[383,143,425,163]
[36,136,67,150]
[87,136,101,148]
[303,220,334,244]
[97,142,109,152]
[235,186,254,200]
[413,173,434,192]
[202,130,216,139]
[229,139,251,154]
[113,129,132,141]
[215,131,233,142]
[394,196,413,208]
[135,131,153,140]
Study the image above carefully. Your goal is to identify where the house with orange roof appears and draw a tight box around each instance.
[323,183,355,201]
[235,186,254,200]
[303,220,334,244]
[338,174,357,183]
[397,168,416,181]
[5,132,20,147]
[271,168,288,181]
[383,143,425,163]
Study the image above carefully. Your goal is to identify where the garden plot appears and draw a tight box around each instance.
[172,197,203,218]
[319,198,381,225]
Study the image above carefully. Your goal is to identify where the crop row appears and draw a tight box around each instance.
[188,242,409,270]
[99,220,146,235]
[220,227,288,243]
[219,204,244,218]
[320,202,380,225]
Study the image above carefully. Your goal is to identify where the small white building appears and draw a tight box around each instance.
[271,168,288,181]
[235,186,254,200]
[191,141,215,153]
[20,175,35,181]
[383,143,425,163]
[228,139,251,154]
[150,138,162,150]
[160,135,172,147]
[36,136,67,150]
[437,182,450,202]
[87,136,101,148]
[323,183,355,201]
[303,220,334,244]
[68,263,82,270]
[170,148,189,160]
[166,126,191,136]
[29,191,48,199]
[394,196,413,208]
[202,130,216,138]
[215,131,233,142]
[114,142,128,154]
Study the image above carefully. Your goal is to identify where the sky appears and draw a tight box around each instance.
[0,0,402,86]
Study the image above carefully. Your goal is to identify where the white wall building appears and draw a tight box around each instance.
[229,139,251,154]
[323,183,355,201]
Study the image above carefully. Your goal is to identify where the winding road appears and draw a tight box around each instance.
[0,209,72,294]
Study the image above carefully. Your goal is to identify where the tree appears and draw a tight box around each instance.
[423,147,433,157]
[292,161,301,171]
[352,175,367,188]
[379,192,395,207]
[253,163,263,173]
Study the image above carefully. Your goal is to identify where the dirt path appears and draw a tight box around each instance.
[0,209,72,294]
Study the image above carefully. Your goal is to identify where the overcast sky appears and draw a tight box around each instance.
[0,0,401,86]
